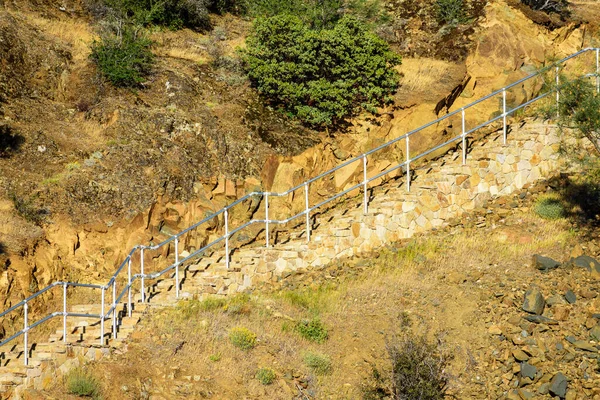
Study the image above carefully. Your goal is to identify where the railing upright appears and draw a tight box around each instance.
[556,66,560,117]
[100,287,105,345]
[140,247,145,303]
[23,301,28,366]
[127,256,132,318]
[265,195,270,248]
[112,281,117,339]
[362,155,368,214]
[462,108,466,165]
[596,48,599,94]
[63,282,67,343]
[224,208,230,269]
[406,136,410,192]
[502,89,507,145]
[175,236,180,299]
[304,183,311,242]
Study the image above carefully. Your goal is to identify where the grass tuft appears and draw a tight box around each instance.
[303,351,332,375]
[229,327,257,350]
[66,368,102,399]
[256,368,276,385]
[533,195,566,220]
[295,317,328,343]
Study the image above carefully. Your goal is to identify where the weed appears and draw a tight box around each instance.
[295,318,328,343]
[176,297,226,318]
[387,334,450,400]
[229,327,257,350]
[66,368,102,399]
[256,367,276,385]
[436,0,468,25]
[281,284,337,314]
[209,353,221,362]
[303,351,332,375]
[533,195,565,220]
[66,162,81,171]
[9,193,47,225]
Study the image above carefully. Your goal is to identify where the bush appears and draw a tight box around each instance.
[533,195,565,220]
[558,78,600,154]
[387,334,449,400]
[521,0,569,15]
[67,368,102,399]
[241,15,401,127]
[256,367,276,385]
[295,318,328,343]
[229,327,257,350]
[90,23,154,87]
[303,351,332,375]
[435,0,468,25]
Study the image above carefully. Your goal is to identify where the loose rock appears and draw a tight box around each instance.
[523,287,545,315]
[549,372,568,399]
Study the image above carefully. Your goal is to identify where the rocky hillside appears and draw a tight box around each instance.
[0,0,598,334]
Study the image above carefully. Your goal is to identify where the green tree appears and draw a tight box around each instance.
[241,15,401,127]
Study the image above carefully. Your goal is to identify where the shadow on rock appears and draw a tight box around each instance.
[0,124,24,157]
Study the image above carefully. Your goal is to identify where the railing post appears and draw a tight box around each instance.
[224,208,230,269]
[127,256,132,318]
[362,155,368,215]
[502,88,507,145]
[596,48,599,94]
[462,108,466,165]
[175,236,180,299]
[555,65,560,118]
[63,282,67,343]
[406,135,410,192]
[112,281,117,339]
[304,183,310,242]
[23,301,28,366]
[100,287,105,345]
[140,247,145,303]
[265,194,270,248]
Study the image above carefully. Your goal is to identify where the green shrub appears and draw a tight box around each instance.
[435,0,468,25]
[303,351,332,375]
[387,334,449,400]
[558,78,600,154]
[229,327,257,350]
[90,23,154,87]
[67,368,102,399]
[295,318,328,343]
[256,367,276,385]
[241,15,401,127]
[9,192,47,226]
[533,195,565,220]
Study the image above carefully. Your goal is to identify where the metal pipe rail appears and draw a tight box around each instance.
[1,47,598,366]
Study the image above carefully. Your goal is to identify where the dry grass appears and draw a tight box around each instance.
[24,15,95,62]
[76,211,579,399]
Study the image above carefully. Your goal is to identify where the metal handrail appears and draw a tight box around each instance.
[1,47,598,366]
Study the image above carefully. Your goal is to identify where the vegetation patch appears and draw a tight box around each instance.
[303,351,332,375]
[256,367,276,385]
[295,317,328,343]
[90,23,154,87]
[533,194,566,220]
[229,326,257,350]
[435,0,469,25]
[66,368,102,399]
[241,15,401,127]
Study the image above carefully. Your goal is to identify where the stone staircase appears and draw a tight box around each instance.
[0,121,565,398]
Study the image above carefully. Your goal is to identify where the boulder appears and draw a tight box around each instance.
[532,254,560,271]
[523,287,545,315]
[568,255,600,274]
[549,372,568,399]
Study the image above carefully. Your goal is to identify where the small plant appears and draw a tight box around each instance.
[303,351,332,375]
[90,22,154,87]
[256,367,276,385]
[66,368,102,399]
[533,195,566,220]
[9,193,47,226]
[387,334,450,400]
[557,78,600,154]
[209,352,221,362]
[295,318,328,343]
[435,0,468,25]
[229,327,257,350]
